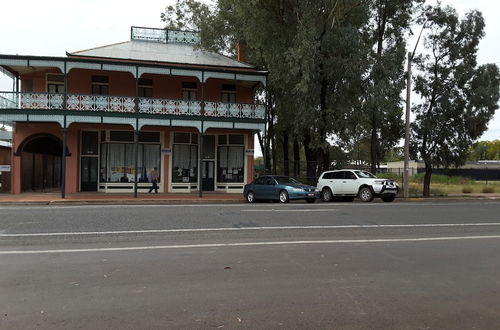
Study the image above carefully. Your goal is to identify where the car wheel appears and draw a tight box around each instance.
[306,198,315,203]
[321,188,333,202]
[358,187,374,202]
[381,194,396,202]
[246,191,256,203]
[279,190,290,203]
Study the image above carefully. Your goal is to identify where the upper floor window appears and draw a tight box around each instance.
[221,84,236,103]
[47,74,65,93]
[91,75,109,95]
[138,78,153,98]
[182,82,197,101]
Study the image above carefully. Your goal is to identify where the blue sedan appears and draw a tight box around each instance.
[243,175,320,203]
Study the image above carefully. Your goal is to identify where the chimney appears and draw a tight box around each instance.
[237,41,247,62]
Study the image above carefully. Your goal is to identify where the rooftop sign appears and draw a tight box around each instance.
[131,26,200,44]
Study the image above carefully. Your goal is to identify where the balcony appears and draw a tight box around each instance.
[0,92,266,120]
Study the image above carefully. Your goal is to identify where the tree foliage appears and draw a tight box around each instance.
[410,5,500,196]
[160,1,499,187]
[468,140,500,160]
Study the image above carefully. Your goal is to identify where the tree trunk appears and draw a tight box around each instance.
[283,131,290,176]
[272,134,277,175]
[293,138,300,178]
[370,123,378,174]
[423,162,432,197]
[303,132,316,183]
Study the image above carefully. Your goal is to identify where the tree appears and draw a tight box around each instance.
[410,5,500,196]
[361,0,421,174]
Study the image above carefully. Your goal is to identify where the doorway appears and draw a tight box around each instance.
[80,157,98,191]
[19,134,63,192]
[201,135,215,191]
[202,160,214,191]
[80,131,99,191]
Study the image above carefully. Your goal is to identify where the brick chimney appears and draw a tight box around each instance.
[236,41,247,62]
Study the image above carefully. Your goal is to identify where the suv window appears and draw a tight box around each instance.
[345,171,357,180]
[331,171,343,179]
[322,172,333,179]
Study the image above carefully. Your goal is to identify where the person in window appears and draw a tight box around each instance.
[148,167,159,193]
[120,174,129,182]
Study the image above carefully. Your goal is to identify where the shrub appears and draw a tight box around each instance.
[430,188,448,197]
[411,173,473,185]
[482,186,495,193]
[377,173,401,181]
[408,183,421,196]
[462,186,473,194]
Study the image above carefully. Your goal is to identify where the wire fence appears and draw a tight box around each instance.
[255,163,500,184]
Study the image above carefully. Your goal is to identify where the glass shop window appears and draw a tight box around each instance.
[217,146,244,183]
[172,144,198,183]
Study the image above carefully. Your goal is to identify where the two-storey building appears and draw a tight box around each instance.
[0,27,267,196]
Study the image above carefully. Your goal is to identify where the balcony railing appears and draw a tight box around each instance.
[0,92,265,120]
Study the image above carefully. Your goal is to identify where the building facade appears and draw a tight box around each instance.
[0,27,267,195]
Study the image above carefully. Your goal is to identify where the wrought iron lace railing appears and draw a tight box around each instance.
[131,27,200,44]
[0,92,266,119]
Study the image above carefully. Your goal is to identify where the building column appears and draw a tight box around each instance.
[199,74,205,198]
[133,69,139,197]
[133,125,139,198]
[61,122,67,199]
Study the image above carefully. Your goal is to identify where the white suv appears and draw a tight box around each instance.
[317,169,399,202]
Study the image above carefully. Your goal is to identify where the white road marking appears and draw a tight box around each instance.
[2,222,500,237]
[241,209,338,212]
[1,235,500,255]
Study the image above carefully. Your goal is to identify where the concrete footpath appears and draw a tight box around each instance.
[0,192,499,205]
[0,192,244,205]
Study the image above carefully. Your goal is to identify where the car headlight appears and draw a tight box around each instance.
[374,180,385,185]
[291,188,304,192]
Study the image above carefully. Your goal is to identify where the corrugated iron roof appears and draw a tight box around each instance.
[68,40,254,69]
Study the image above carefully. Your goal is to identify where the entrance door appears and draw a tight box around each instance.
[81,157,98,191]
[202,160,215,191]
[201,135,215,191]
[80,131,99,191]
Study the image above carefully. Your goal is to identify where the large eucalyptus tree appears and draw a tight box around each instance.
[411,5,500,196]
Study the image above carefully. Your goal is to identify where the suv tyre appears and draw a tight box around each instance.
[358,187,374,202]
[381,194,396,202]
[321,188,333,202]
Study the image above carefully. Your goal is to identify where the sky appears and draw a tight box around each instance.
[0,0,499,147]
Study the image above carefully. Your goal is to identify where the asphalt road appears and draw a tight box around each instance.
[1,201,500,329]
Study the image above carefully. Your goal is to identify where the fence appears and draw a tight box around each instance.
[254,164,500,183]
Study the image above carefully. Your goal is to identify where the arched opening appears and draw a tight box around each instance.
[17,134,67,192]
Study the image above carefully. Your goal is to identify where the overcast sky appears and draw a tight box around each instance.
[0,0,499,142]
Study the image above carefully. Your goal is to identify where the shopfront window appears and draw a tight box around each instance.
[217,134,245,183]
[100,139,160,183]
[172,132,198,183]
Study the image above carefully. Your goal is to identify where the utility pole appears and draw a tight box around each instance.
[403,52,411,199]
[403,20,427,199]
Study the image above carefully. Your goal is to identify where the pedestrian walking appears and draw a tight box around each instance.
[148,167,159,193]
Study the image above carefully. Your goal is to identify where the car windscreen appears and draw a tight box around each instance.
[354,170,377,178]
[275,176,299,184]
